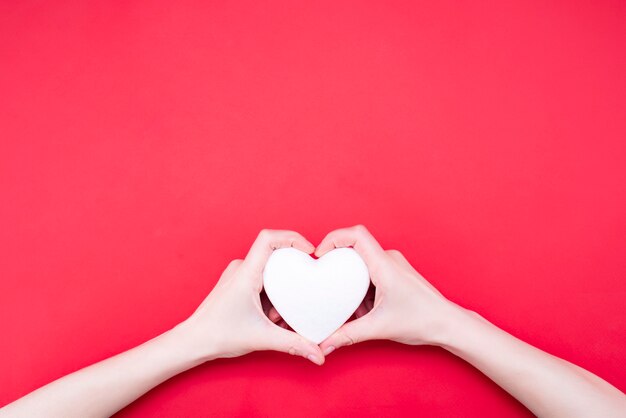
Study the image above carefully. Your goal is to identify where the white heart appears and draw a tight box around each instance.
[263,247,370,344]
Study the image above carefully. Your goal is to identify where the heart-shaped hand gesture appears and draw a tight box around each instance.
[8,226,624,418]
[179,225,459,366]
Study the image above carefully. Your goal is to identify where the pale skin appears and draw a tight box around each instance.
[315,225,626,418]
[0,230,325,418]
[1,227,625,417]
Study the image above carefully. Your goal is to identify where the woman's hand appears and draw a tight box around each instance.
[0,230,324,418]
[177,229,325,365]
[316,225,463,355]
[316,225,626,417]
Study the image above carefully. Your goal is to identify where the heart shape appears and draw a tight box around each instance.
[263,247,370,344]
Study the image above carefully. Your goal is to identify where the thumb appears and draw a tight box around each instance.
[320,314,380,356]
[261,325,325,366]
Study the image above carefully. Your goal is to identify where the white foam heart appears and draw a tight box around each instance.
[263,247,370,344]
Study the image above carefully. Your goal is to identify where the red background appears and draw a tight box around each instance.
[1,1,625,416]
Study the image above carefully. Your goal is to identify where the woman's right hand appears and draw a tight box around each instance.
[178,229,324,365]
[315,225,466,355]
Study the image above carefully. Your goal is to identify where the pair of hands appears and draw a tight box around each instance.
[177,225,462,366]
[7,226,623,418]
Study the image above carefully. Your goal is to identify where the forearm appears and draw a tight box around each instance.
[438,307,626,417]
[1,322,206,418]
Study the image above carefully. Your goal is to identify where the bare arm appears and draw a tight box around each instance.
[0,324,203,418]
[441,307,626,417]
[1,230,324,418]
[318,225,626,418]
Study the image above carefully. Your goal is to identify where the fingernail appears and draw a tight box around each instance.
[307,354,321,365]
[323,346,335,356]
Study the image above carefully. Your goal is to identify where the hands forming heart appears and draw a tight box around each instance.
[7,225,625,418]
[181,225,461,365]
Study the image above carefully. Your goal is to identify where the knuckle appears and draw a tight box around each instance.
[338,330,356,346]
[228,259,243,268]
[287,335,308,355]
[269,240,281,250]
[386,249,400,256]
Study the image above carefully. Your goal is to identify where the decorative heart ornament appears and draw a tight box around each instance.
[263,247,370,344]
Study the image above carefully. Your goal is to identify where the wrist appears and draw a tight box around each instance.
[168,318,221,365]
[428,302,485,349]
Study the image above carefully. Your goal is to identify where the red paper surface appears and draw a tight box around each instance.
[1,1,625,416]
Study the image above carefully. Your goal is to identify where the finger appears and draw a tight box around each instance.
[385,249,415,271]
[260,325,325,365]
[243,229,315,275]
[354,302,369,318]
[319,313,381,356]
[214,259,243,287]
[268,307,282,323]
[315,225,384,259]
[354,283,375,318]
[315,225,387,283]
[260,292,280,322]
[260,290,269,309]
